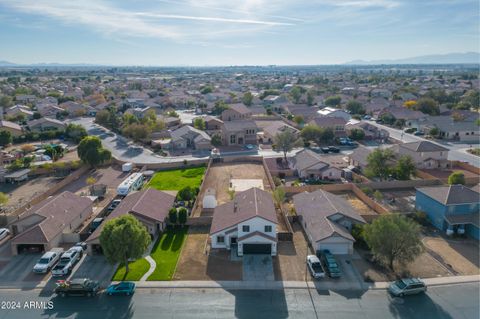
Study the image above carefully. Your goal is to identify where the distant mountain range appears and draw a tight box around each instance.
[1,52,479,67]
[345,52,480,65]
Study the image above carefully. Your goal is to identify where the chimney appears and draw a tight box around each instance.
[233,201,238,213]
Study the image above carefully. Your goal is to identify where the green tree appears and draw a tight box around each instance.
[213,100,229,115]
[0,192,8,206]
[211,134,222,147]
[193,118,206,130]
[373,190,383,202]
[100,215,151,275]
[0,96,13,108]
[77,136,111,167]
[365,148,395,180]
[177,186,194,201]
[168,208,178,224]
[178,208,188,226]
[306,90,315,106]
[95,109,110,126]
[290,86,303,104]
[318,127,334,145]
[324,95,341,107]
[346,100,365,115]
[65,123,87,143]
[363,214,423,270]
[242,92,254,106]
[429,127,439,137]
[272,187,286,208]
[448,171,465,185]
[0,130,13,147]
[394,155,416,180]
[33,112,42,119]
[122,123,151,141]
[274,129,302,164]
[300,125,322,143]
[293,115,304,125]
[348,128,365,141]
[415,97,439,115]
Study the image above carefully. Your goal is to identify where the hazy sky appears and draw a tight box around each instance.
[0,0,478,65]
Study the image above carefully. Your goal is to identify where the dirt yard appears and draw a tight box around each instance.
[423,167,480,183]
[0,176,59,214]
[273,221,311,281]
[59,166,129,195]
[193,162,271,217]
[174,226,242,281]
[353,247,452,282]
[338,192,378,217]
[423,236,480,275]
[380,189,416,214]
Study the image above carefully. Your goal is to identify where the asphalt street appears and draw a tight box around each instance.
[366,120,480,167]
[0,283,477,319]
[72,117,302,164]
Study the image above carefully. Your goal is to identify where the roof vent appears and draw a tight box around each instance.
[233,201,238,213]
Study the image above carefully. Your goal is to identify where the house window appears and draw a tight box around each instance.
[242,225,250,232]
[217,236,224,243]
[264,225,272,232]
[230,135,236,144]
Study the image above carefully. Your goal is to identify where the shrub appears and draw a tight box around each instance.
[178,208,188,226]
[168,208,178,224]
[409,211,430,226]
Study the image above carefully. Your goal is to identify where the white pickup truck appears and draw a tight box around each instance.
[51,248,81,277]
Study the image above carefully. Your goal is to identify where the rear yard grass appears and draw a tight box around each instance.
[146,166,206,190]
[147,226,188,281]
[112,258,150,281]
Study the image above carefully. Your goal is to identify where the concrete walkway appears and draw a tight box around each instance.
[1,274,478,291]
[140,256,157,281]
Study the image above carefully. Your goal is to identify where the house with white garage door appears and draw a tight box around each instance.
[210,187,278,256]
[293,189,365,255]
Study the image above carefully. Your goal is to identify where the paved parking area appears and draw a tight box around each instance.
[0,251,45,284]
[70,255,115,287]
[243,255,274,281]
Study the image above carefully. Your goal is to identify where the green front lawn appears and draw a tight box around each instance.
[147,226,188,281]
[146,166,206,190]
[112,258,150,281]
[111,226,188,281]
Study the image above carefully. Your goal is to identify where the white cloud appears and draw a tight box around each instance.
[0,0,295,42]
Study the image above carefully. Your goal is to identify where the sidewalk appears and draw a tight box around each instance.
[1,275,478,291]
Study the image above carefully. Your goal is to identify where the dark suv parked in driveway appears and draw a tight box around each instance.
[318,250,341,278]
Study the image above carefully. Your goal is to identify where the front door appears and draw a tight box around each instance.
[230,237,237,245]
[238,137,244,144]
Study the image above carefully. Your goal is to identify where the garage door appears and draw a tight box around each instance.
[243,244,271,254]
[318,243,350,255]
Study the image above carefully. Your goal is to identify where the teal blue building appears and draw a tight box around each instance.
[416,185,480,239]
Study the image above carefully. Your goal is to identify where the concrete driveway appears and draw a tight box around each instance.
[70,255,115,287]
[243,254,274,281]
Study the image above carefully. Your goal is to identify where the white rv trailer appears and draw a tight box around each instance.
[116,172,144,196]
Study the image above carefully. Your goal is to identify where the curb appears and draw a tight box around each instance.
[0,276,478,291]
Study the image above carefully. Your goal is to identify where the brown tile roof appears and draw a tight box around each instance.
[210,188,277,235]
[11,191,93,244]
[228,103,252,114]
[86,188,175,242]
[293,189,365,242]
[417,185,480,205]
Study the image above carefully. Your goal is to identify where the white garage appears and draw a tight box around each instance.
[317,242,352,255]
[293,189,366,256]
